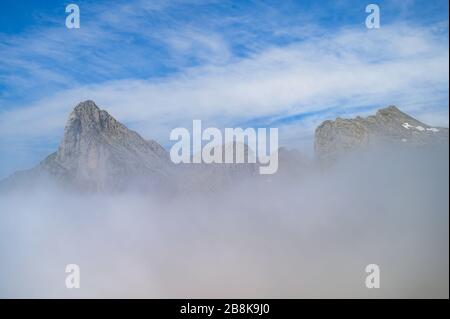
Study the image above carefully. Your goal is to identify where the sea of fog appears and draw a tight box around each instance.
[0,148,448,298]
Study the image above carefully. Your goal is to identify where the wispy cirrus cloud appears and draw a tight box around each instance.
[0,0,448,177]
[1,23,448,137]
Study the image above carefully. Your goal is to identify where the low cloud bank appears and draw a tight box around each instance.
[0,147,448,298]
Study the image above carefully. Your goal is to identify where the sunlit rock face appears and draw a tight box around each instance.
[2,103,448,193]
[53,100,171,191]
[3,101,172,192]
[315,105,449,164]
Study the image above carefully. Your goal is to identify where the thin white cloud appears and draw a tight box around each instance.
[0,21,448,178]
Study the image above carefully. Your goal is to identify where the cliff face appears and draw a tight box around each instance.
[314,106,449,163]
[2,102,448,192]
[53,100,171,191]
[5,101,172,192]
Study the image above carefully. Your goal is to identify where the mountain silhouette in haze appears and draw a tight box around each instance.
[1,101,448,192]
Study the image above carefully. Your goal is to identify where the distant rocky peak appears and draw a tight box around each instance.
[56,100,169,172]
[70,100,102,127]
[65,100,124,136]
[73,99,99,112]
[377,105,401,115]
[315,105,449,163]
[373,105,425,125]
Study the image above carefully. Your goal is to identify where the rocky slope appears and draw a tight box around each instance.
[3,101,172,192]
[2,103,448,192]
[315,105,449,163]
[2,100,266,193]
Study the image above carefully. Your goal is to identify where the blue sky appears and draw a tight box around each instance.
[0,0,449,177]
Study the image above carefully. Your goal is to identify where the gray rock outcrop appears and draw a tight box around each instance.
[4,100,172,192]
[315,105,449,163]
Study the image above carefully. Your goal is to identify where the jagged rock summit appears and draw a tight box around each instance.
[6,100,171,192]
[315,105,449,163]
[3,102,448,192]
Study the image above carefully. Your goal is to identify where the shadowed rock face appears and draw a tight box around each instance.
[315,106,449,163]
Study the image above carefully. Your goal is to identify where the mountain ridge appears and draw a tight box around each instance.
[315,105,449,163]
[1,101,448,192]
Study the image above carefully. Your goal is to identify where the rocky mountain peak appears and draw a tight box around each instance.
[378,105,400,114]
[315,105,449,163]
[73,99,99,112]
[2,102,447,193]
[50,101,171,191]
[62,100,125,141]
